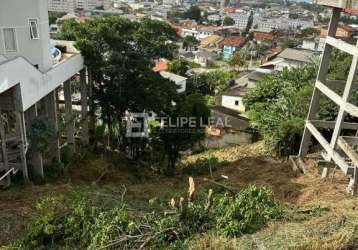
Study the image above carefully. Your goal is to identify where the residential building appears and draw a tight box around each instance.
[48,0,76,13]
[301,38,324,52]
[182,26,218,41]
[252,17,314,33]
[76,0,111,11]
[199,35,223,52]
[219,36,246,60]
[320,24,358,38]
[0,0,87,183]
[153,60,168,72]
[225,12,251,30]
[48,0,111,12]
[194,51,219,67]
[160,71,187,93]
[272,48,316,71]
[205,105,253,147]
[220,85,248,112]
[253,31,274,46]
[207,14,221,23]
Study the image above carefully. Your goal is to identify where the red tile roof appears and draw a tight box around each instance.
[253,32,274,42]
[226,6,236,13]
[345,8,358,14]
[153,61,168,72]
[219,36,246,47]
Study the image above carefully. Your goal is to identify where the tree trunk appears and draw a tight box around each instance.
[88,70,97,146]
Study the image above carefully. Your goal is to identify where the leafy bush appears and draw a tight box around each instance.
[90,207,135,249]
[14,185,282,249]
[244,50,358,155]
[28,117,56,154]
[215,185,282,236]
[15,189,124,249]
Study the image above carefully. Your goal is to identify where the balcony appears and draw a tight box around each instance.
[0,41,84,112]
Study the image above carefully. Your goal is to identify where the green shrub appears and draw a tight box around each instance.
[89,207,135,249]
[214,185,282,236]
[14,185,283,249]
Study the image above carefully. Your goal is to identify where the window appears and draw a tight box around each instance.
[29,19,40,39]
[235,100,239,106]
[3,28,17,52]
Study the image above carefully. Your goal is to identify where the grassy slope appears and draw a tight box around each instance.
[1,142,358,249]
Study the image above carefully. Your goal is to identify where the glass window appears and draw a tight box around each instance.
[29,19,40,39]
[3,28,17,52]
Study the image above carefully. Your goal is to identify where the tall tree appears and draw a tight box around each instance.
[151,93,210,174]
[185,6,202,22]
[182,35,199,51]
[223,16,235,26]
[64,17,180,147]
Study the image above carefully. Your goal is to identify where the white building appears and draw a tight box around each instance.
[48,0,111,12]
[0,0,87,183]
[48,0,76,13]
[265,48,316,71]
[221,86,248,113]
[252,17,314,32]
[225,13,251,30]
[182,27,216,41]
[160,71,187,93]
[76,0,110,11]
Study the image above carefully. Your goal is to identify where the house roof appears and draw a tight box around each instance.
[153,61,168,72]
[160,71,187,83]
[209,105,250,130]
[200,35,223,47]
[254,32,274,42]
[210,105,249,120]
[222,85,249,97]
[195,50,218,58]
[247,71,267,82]
[219,36,246,48]
[277,48,315,63]
[321,23,356,33]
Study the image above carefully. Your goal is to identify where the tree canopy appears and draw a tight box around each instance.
[182,35,199,50]
[59,17,181,145]
[244,49,358,155]
[223,16,235,26]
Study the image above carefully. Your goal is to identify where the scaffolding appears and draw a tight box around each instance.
[300,1,358,194]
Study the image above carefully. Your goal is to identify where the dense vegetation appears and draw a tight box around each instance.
[244,49,356,155]
[13,184,281,250]
[55,17,213,173]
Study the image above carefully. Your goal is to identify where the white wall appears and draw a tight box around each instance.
[0,54,84,111]
[274,60,303,71]
[204,132,253,148]
[221,95,245,113]
[0,0,53,72]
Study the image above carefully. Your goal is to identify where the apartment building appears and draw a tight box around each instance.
[253,17,314,32]
[48,0,111,12]
[225,12,251,30]
[0,0,87,184]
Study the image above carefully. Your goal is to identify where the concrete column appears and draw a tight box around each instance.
[15,112,29,182]
[88,70,96,144]
[26,104,44,180]
[80,69,89,146]
[64,80,75,157]
[45,91,61,163]
[0,116,10,186]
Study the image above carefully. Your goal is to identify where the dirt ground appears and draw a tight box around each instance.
[0,147,355,247]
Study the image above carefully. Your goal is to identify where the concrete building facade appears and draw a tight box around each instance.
[0,0,88,185]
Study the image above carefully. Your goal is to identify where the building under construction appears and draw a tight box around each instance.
[299,0,358,194]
